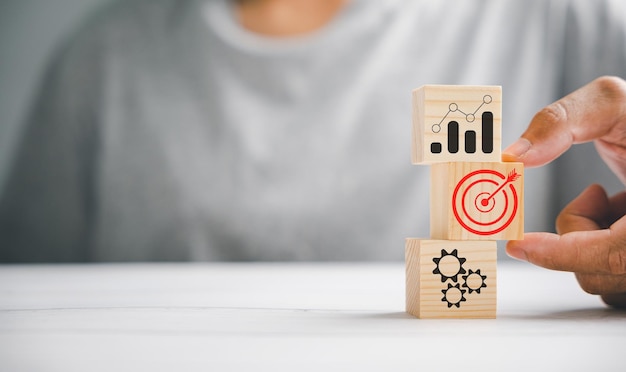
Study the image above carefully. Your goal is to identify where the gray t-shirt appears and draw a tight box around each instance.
[1,0,626,261]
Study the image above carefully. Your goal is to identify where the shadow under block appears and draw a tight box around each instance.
[431,162,524,241]
[411,85,502,164]
[406,238,497,319]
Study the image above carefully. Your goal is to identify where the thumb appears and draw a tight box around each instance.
[506,224,626,275]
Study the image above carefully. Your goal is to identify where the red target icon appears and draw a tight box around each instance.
[452,169,521,236]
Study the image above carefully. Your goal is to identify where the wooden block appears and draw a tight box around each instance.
[431,162,524,240]
[411,85,502,164]
[406,238,497,319]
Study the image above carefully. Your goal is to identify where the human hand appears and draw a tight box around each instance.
[503,76,626,308]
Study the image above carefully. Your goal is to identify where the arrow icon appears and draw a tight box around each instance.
[480,169,520,207]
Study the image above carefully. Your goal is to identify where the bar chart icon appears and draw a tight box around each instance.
[411,85,502,164]
[430,111,494,155]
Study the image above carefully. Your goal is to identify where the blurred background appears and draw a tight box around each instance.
[2,0,622,204]
[1,0,624,262]
[0,0,111,192]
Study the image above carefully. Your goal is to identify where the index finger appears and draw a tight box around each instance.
[502,76,626,167]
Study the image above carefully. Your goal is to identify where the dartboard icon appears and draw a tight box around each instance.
[452,169,521,236]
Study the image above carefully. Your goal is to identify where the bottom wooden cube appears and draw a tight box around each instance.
[406,238,497,319]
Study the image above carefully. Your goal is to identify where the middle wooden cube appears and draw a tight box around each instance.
[431,162,524,241]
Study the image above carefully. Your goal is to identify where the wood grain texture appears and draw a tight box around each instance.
[411,85,502,164]
[406,238,497,319]
[431,162,524,241]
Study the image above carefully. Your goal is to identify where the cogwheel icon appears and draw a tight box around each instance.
[441,283,467,308]
[432,249,467,283]
[462,269,487,294]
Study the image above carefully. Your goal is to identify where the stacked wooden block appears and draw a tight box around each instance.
[406,85,524,319]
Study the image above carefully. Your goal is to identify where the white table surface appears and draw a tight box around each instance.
[0,262,624,372]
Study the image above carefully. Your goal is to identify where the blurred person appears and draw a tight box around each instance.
[1,0,625,276]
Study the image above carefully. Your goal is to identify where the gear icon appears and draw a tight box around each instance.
[441,283,467,308]
[432,249,467,283]
[462,269,487,294]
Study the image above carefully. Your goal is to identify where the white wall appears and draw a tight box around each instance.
[0,0,113,190]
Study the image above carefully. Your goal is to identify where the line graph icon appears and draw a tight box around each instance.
[430,95,494,156]
[411,85,502,164]
[431,95,492,132]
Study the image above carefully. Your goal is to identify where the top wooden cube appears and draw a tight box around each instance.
[411,85,502,164]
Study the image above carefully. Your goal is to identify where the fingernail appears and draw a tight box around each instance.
[502,138,532,161]
[506,244,528,262]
